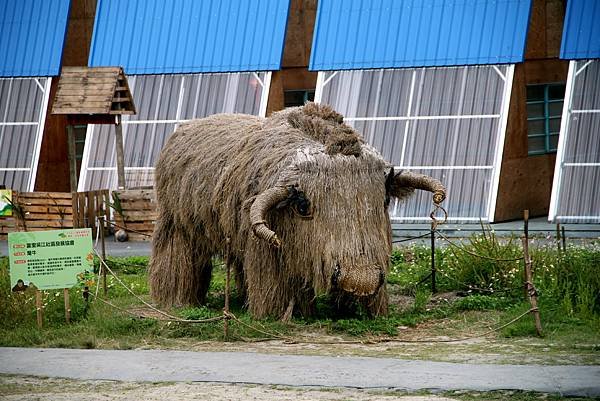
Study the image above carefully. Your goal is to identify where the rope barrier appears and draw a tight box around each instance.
[90,247,539,345]
[433,267,522,294]
[87,198,538,344]
[93,248,225,324]
[392,232,431,244]
[227,307,538,344]
[98,217,153,238]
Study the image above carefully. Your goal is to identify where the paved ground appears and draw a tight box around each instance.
[0,235,152,257]
[392,217,600,241]
[1,347,599,397]
[1,217,599,258]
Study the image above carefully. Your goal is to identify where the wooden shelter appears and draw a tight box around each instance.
[52,66,136,191]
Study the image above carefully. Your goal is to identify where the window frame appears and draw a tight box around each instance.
[526,83,565,155]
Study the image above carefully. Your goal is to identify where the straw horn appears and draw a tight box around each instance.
[394,171,446,204]
[249,186,290,247]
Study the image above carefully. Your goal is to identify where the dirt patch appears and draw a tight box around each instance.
[0,375,459,401]
[388,289,462,312]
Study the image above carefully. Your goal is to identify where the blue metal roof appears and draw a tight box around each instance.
[89,0,291,74]
[560,0,600,60]
[309,0,533,71]
[0,0,71,77]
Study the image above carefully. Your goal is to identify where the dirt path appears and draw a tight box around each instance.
[1,347,598,397]
[0,376,462,401]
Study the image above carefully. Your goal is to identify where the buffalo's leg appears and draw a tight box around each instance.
[229,255,247,303]
[149,214,213,306]
[281,298,295,322]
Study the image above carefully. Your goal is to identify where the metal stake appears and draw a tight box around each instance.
[430,227,436,294]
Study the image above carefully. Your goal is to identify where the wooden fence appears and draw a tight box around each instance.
[0,190,109,239]
[112,189,156,241]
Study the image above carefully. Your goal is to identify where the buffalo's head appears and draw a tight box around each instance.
[249,145,446,299]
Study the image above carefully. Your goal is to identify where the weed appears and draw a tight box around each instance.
[0,234,599,350]
[453,295,512,311]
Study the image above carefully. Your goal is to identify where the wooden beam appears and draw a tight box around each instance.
[67,115,116,125]
[67,125,78,192]
[115,115,126,189]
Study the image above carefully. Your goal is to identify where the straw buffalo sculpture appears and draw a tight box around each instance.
[149,103,446,319]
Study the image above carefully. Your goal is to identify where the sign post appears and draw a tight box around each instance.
[0,189,12,216]
[8,228,94,326]
[64,288,71,323]
[35,290,43,328]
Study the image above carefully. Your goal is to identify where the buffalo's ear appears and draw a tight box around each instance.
[387,169,416,202]
[384,167,394,208]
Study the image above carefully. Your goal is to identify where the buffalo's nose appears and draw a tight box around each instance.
[331,265,385,296]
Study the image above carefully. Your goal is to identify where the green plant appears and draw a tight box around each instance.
[442,228,523,294]
[532,244,600,318]
[1,239,599,348]
[107,191,125,222]
[454,294,511,311]
[412,289,431,313]
[2,195,26,231]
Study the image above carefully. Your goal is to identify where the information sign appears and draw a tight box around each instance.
[8,229,94,291]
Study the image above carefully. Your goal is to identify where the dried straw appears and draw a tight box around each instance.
[149,103,443,318]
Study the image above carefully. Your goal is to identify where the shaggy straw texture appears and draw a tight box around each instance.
[149,102,445,318]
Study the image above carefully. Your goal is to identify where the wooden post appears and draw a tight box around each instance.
[521,235,543,337]
[87,191,95,233]
[83,286,90,318]
[223,238,231,339]
[35,290,43,328]
[523,210,529,300]
[430,227,436,294]
[67,124,78,192]
[77,192,85,228]
[224,262,230,339]
[561,225,566,252]
[63,288,71,323]
[100,217,107,296]
[71,192,79,228]
[114,115,126,190]
[556,223,562,254]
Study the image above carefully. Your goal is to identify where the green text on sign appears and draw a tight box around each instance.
[8,228,94,291]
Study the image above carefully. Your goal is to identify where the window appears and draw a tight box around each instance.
[549,59,600,223]
[0,77,51,191]
[73,124,87,178]
[284,90,315,108]
[526,83,566,155]
[316,65,514,222]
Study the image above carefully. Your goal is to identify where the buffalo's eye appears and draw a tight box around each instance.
[278,186,313,219]
[295,198,311,217]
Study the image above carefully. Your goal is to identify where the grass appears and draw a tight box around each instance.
[446,389,597,401]
[0,231,599,364]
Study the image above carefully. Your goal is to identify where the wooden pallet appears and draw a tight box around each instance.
[113,189,157,241]
[72,190,111,237]
[0,217,16,240]
[0,190,109,239]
